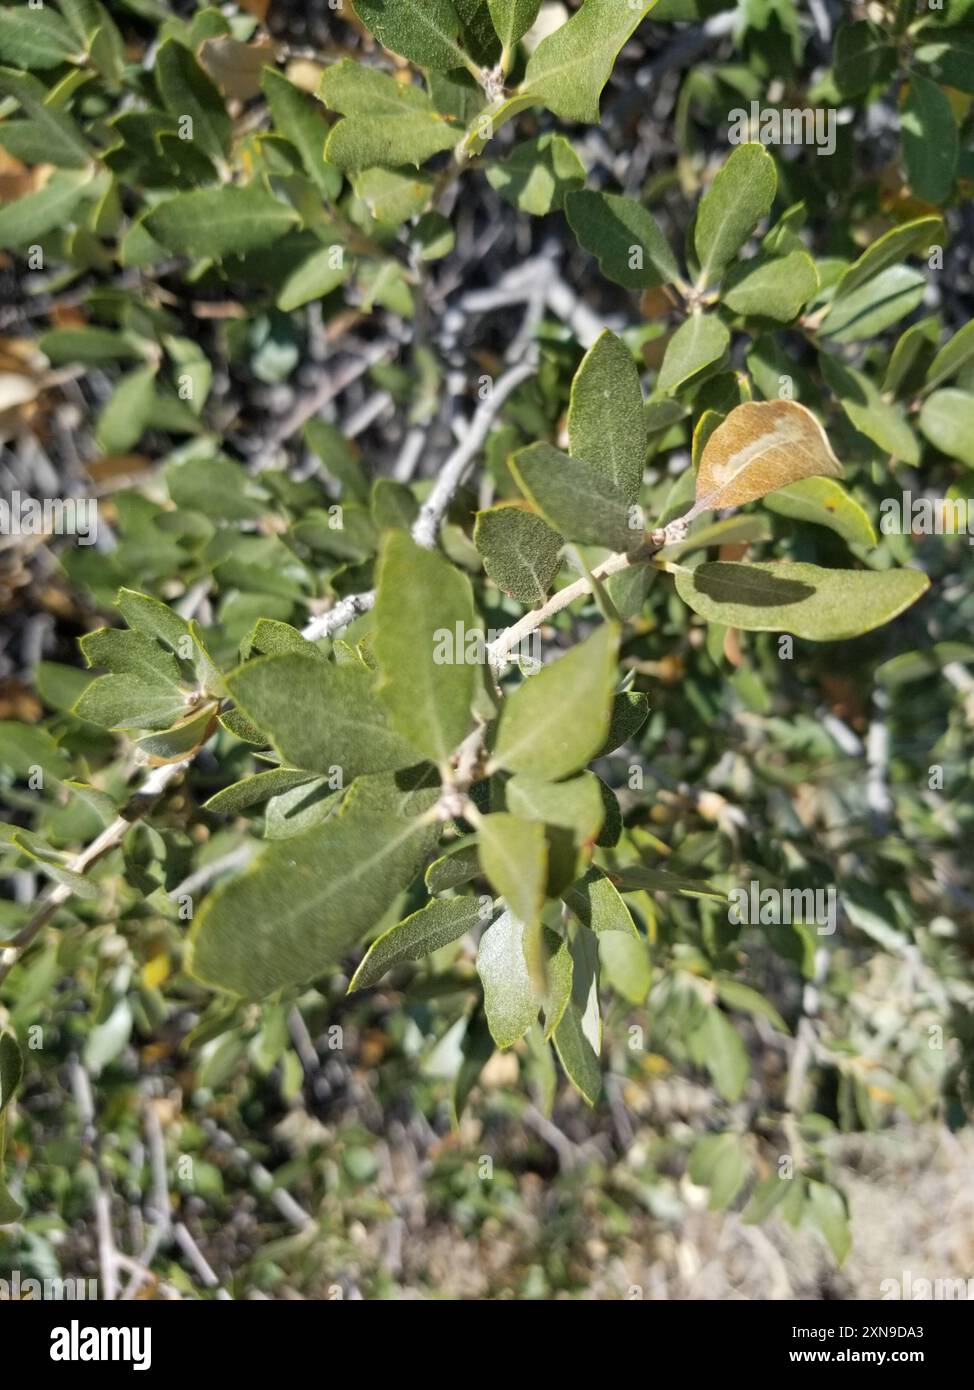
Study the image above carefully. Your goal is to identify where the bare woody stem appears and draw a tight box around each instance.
[411,358,538,548]
[484,510,693,668]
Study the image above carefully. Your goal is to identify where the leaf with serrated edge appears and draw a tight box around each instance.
[228,653,420,779]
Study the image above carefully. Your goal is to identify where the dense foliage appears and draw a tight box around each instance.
[0,0,972,1297]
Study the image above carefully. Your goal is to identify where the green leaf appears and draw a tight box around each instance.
[303,418,369,502]
[262,68,341,198]
[276,245,350,312]
[0,68,90,167]
[506,771,604,844]
[656,313,730,395]
[875,643,974,689]
[820,355,919,464]
[264,777,342,840]
[562,866,637,935]
[350,895,487,990]
[597,690,649,756]
[902,73,957,205]
[81,626,181,685]
[353,0,469,71]
[715,978,788,1033]
[474,504,563,602]
[564,188,681,290]
[375,531,477,765]
[477,907,547,1049]
[486,132,585,215]
[519,0,657,124]
[115,588,191,652]
[609,865,724,899]
[452,1007,495,1123]
[807,1181,851,1264]
[39,325,143,365]
[915,31,974,93]
[353,167,434,225]
[833,216,942,299]
[0,722,68,778]
[73,674,191,731]
[568,329,648,504]
[884,315,940,397]
[145,183,299,261]
[821,264,926,344]
[477,813,547,926]
[510,442,635,550]
[925,320,974,392]
[0,7,82,69]
[493,623,619,780]
[552,927,601,1104]
[833,20,894,98]
[133,703,218,763]
[720,249,818,322]
[688,1132,748,1209]
[155,37,231,163]
[660,514,772,559]
[742,1171,790,1224]
[204,767,315,815]
[0,168,92,248]
[95,367,158,455]
[0,1180,23,1225]
[763,477,877,548]
[694,1008,748,1101]
[425,839,481,892]
[693,143,777,287]
[918,389,974,466]
[189,771,440,997]
[321,62,460,171]
[674,560,929,640]
[228,653,420,778]
[0,1033,23,1115]
[487,0,542,50]
[597,928,650,1006]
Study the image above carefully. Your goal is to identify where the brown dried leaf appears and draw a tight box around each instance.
[693,400,841,514]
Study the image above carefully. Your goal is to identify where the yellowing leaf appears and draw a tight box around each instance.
[692,400,841,516]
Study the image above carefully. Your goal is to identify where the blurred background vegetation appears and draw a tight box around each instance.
[1,0,973,1298]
